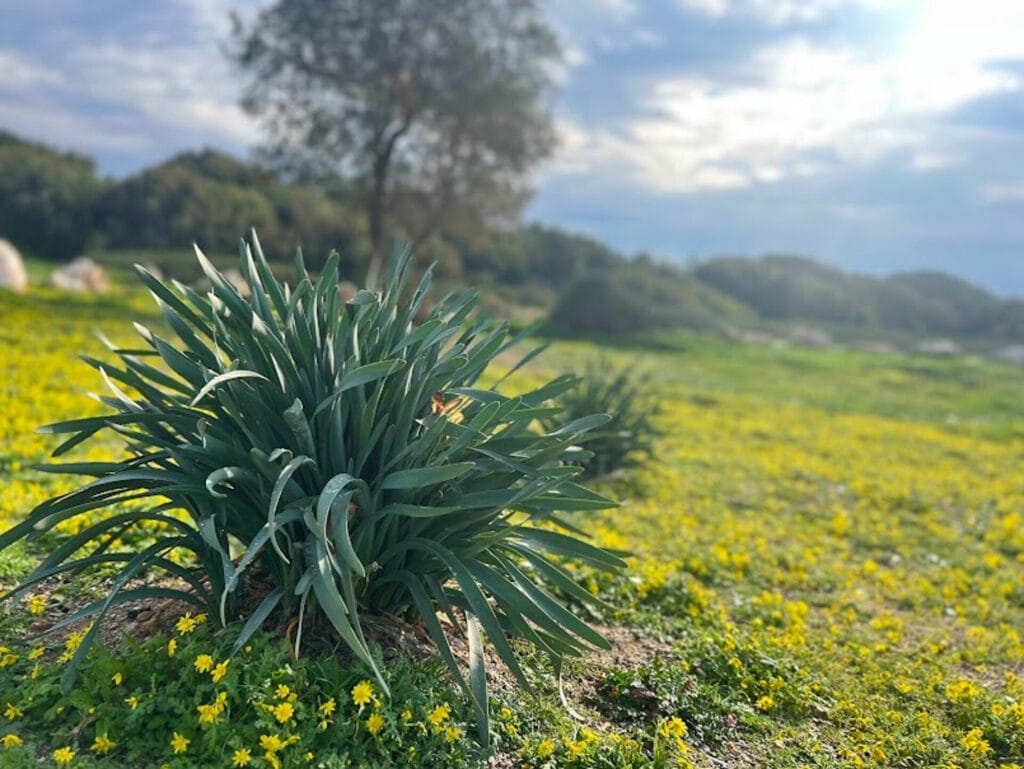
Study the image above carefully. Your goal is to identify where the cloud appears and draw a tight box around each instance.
[65,42,259,147]
[676,0,892,25]
[0,50,63,91]
[981,183,1024,202]
[551,10,1023,195]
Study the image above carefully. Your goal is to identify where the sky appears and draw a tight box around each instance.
[1,1,1023,294]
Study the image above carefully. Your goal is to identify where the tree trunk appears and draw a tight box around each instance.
[364,163,387,291]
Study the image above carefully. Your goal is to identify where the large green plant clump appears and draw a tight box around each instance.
[0,235,623,736]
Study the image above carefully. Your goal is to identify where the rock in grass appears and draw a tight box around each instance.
[0,238,27,292]
[50,256,110,293]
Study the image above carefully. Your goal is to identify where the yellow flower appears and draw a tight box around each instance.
[351,680,373,707]
[112,672,123,686]
[171,732,190,754]
[194,654,214,673]
[272,702,294,724]
[428,703,451,725]
[444,725,461,743]
[176,612,206,634]
[0,654,18,668]
[232,747,252,766]
[28,646,44,661]
[537,739,555,758]
[53,746,75,764]
[211,659,230,683]
[197,704,221,725]
[27,595,47,615]
[367,712,385,735]
[2,733,22,748]
[320,698,337,716]
[259,734,286,753]
[91,734,116,754]
[3,704,23,720]
[305,752,314,762]
[275,684,291,700]
[658,716,688,740]
[125,696,139,711]
[757,695,775,711]
[167,639,177,658]
[64,629,86,652]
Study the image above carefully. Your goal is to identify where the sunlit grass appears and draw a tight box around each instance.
[3,283,1024,767]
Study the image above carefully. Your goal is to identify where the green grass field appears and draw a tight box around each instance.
[2,282,1024,768]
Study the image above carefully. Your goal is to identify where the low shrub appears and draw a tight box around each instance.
[544,360,659,479]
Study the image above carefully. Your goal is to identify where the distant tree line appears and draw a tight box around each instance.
[2,129,1022,340]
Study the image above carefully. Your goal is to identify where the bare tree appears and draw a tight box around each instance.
[230,0,561,287]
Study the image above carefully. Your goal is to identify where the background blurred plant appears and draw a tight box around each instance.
[0,235,624,740]
[544,359,660,479]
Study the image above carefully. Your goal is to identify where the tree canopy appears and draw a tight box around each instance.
[230,0,561,285]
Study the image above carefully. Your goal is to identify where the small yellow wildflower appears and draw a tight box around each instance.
[537,739,555,758]
[444,725,461,743]
[91,734,116,754]
[351,680,373,707]
[65,630,86,652]
[171,732,190,754]
[757,694,775,711]
[275,684,291,700]
[962,728,992,756]
[197,704,220,725]
[401,709,412,721]
[367,712,385,735]
[211,659,230,683]
[232,747,252,766]
[0,654,18,668]
[3,704,23,720]
[428,703,451,725]
[27,595,47,615]
[53,746,75,764]
[28,646,44,661]
[125,696,139,711]
[194,654,214,673]
[112,672,123,686]
[272,702,294,724]
[176,612,206,634]
[259,734,286,753]
[658,716,688,740]
[2,733,22,748]
[167,639,177,658]
[320,698,337,716]
[305,752,314,761]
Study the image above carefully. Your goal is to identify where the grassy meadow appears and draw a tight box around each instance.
[2,281,1024,768]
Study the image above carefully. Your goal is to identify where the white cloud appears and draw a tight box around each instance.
[909,151,959,172]
[676,0,894,24]
[551,4,1024,194]
[65,42,260,148]
[0,50,63,90]
[981,183,1024,202]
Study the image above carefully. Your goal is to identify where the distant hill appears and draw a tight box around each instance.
[692,255,1024,340]
[1,128,1021,342]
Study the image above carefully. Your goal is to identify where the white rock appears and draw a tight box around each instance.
[0,239,28,292]
[50,256,110,293]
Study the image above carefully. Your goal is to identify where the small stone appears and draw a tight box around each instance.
[0,238,28,292]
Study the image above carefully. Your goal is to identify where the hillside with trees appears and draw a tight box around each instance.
[1,129,1021,342]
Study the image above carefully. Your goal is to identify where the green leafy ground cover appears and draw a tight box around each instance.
[3,281,1024,768]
